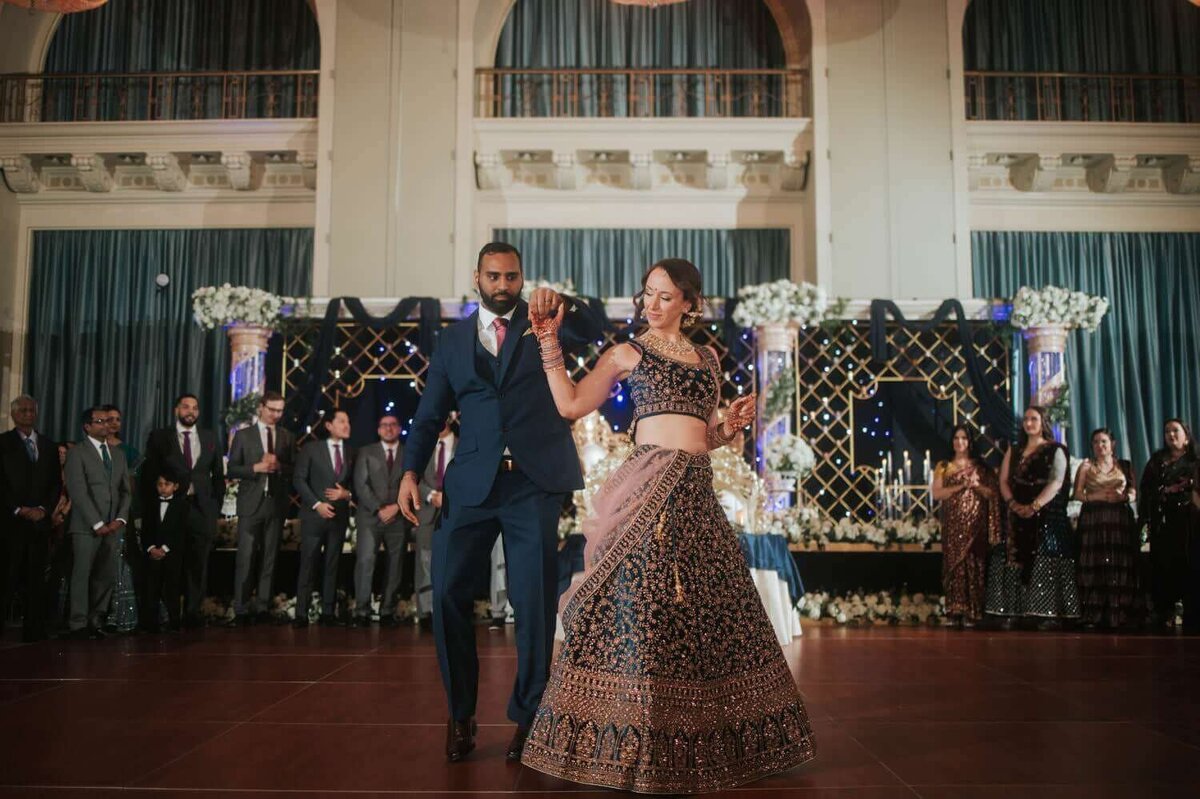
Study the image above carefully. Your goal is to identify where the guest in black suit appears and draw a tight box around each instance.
[139,467,190,633]
[0,395,61,642]
[293,408,354,627]
[140,394,225,627]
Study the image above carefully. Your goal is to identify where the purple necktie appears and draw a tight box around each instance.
[386,447,395,473]
[436,441,445,489]
[333,443,344,477]
[182,430,193,470]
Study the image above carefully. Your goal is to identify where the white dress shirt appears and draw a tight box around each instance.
[257,421,276,454]
[477,304,516,357]
[148,497,173,553]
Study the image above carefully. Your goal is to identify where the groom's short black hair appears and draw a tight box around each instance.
[476,242,522,271]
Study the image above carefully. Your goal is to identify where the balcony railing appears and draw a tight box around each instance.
[0,69,320,123]
[965,70,1200,123]
[476,68,808,118]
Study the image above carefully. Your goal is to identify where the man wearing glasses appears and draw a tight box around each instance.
[63,407,131,639]
[226,392,296,626]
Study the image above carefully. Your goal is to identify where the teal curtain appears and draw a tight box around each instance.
[493,0,786,116]
[972,231,1200,470]
[963,0,1200,121]
[41,0,320,120]
[26,228,313,447]
[493,227,789,298]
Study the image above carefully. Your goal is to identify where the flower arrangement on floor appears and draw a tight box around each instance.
[1009,285,1109,331]
[761,506,941,549]
[798,590,946,625]
[764,433,816,477]
[192,284,292,329]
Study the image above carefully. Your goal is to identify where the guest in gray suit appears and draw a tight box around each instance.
[412,414,457,628]
[293,408,354,627]
[226,392,296,625]
[351,414,409,627]
[63,407,132,639]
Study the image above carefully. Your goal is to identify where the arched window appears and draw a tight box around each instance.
[489,0,790,117]
[963,0,1200,122]
[40,0,319,120]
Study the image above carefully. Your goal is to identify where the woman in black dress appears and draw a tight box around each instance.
[1140,419,1198,630]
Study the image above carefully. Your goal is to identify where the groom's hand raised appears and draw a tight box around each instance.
[398,470,422,525]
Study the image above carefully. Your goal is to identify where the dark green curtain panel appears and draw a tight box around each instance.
[26,228,312,447]
[494,0,786,116]
[42,0,320,120]
[963,0,1200,121]
[972,231,1200,470]
[493,228,789,298]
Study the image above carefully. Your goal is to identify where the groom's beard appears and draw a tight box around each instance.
[478,289,518,315]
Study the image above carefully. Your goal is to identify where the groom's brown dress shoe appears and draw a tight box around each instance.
[445,717,477,762]
[505,725,529,763]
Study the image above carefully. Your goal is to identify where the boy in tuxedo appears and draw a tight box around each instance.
[140,468,190,632]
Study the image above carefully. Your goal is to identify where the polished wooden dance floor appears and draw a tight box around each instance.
[0,623,1198,798]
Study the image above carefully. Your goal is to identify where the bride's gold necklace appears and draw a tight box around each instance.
[641,330,694,359]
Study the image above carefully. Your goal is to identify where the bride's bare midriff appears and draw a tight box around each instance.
[632,414,710,455]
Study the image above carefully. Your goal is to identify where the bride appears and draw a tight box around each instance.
[521,258,816,793]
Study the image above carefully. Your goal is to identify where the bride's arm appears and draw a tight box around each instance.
[541,343,636,420]
[702,348,756,450]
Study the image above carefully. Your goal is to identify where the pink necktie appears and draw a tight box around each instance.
[492,317,508,351]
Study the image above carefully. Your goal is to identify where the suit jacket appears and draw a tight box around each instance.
[293,439,354,525]
[353,441,408,530]
[139,495,191,552]
[226,424,296,517]
[401,297,605,506]
[64,437,132,535]
[415,436,451,529]
[140,425,224,517]
[0,429,61,531]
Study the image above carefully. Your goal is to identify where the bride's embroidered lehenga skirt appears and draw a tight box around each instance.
[521,446,816,794]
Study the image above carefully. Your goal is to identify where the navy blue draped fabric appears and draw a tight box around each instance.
[26,228,312,446]
[493,227,789,298]
[972,231,1200,471]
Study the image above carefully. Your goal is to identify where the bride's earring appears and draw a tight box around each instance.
[684,299,703,328]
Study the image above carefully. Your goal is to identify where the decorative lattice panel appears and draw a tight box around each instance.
[795,321,1011,522]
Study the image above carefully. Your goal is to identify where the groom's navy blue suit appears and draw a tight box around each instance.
[402,297,605,726]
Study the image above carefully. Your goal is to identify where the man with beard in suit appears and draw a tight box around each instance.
[140,394,224,628]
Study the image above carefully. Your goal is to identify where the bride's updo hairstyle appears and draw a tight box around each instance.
[632,258,704,321]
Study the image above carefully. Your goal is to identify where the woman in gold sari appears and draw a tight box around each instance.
[521,259,816,793]
[932,424,1000,627]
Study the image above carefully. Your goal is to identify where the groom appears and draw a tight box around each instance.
[398,242,604,763]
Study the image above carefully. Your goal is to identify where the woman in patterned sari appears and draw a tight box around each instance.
[1140,419,1198,630]
[1073,428,1140,630]
[932,424,1000,627]
[987,406,1079,629]
[521,259,816,793]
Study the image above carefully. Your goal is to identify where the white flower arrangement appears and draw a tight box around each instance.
[762,507,941,549]
[764,434,816,477]
[522,278,576,299]
[732,279,828,328]
[798,590,946,625]
[1010,285,1109,331]
[192,284,291,330]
